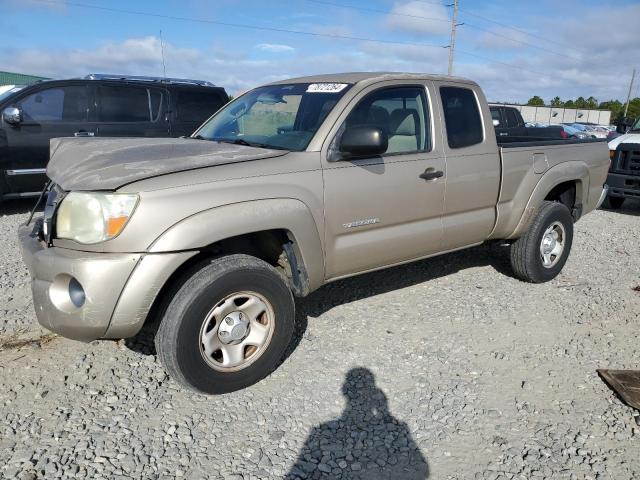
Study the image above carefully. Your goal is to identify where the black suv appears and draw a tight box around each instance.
[0,74,229,200]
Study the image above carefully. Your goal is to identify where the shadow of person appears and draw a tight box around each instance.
[286,367,429,479]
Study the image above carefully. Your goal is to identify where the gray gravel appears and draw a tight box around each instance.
[1,199,639,479]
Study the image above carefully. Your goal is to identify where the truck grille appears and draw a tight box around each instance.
[612,143,640,174]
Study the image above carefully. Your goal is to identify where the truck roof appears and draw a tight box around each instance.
[266,72,477,87]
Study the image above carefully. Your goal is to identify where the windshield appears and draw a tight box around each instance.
[0,85,24,102]
[632,118,640,131]
[194,82,352,151]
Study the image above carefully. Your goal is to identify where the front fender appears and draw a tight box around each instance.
[508,161,589,239]
[148,198,325,292]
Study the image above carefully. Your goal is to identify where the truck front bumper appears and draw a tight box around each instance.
[18,224,196,342]
[606,172,640,200]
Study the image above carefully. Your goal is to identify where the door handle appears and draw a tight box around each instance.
[74,131,95,137]
[419,168,444,181]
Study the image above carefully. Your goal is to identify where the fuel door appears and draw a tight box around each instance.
[532,153,549,174]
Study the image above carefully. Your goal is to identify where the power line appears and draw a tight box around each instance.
[29,0,447,49]
[461,23,577,61]
[457,8,573,50]
[26,0,558,79]
[302,0,577,63]
[303,0,450,24]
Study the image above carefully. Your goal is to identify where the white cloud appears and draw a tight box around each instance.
[255,43,295,53]
[385,1,451,37]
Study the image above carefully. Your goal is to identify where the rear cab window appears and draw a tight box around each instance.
[504,108,520,128]
[440,86,484,149]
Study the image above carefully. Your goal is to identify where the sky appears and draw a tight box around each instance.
[1,0,639,104]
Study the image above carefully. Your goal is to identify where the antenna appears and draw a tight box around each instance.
[159,30,167,79]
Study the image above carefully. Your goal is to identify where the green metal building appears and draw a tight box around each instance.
[0,71,50,86]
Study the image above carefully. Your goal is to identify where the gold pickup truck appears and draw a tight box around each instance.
[18,73,610,394]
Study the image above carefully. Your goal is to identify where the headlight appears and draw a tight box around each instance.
[56,192,139,244]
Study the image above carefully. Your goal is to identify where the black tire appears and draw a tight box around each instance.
[510,201,574,283]
[156,254,295,394]
[602,195,625,210]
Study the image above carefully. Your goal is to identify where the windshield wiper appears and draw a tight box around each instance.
[211,137,251,146]
[210,138,288,150]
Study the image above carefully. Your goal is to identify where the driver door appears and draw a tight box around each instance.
[4,83,90,193]
[321,82,446,279]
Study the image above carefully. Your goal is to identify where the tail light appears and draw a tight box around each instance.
[560,129,568,139]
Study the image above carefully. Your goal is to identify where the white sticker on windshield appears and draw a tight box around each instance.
[306,83,349,93]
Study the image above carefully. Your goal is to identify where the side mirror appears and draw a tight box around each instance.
[339,125,388,158]
[3,107,21,125]
[616,117,632,134]
[492,119,500,127]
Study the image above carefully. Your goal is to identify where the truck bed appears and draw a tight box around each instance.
[497,137,607,148]
[489,138,610,240]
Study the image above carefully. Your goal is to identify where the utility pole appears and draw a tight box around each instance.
[447,0,459,76]
[623,68,636,118]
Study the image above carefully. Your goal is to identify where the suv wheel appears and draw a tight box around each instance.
[603,195,625,210]
[156,254,295,394]
[510,201,574,283]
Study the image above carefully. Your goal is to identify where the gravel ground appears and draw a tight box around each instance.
[0,199,639,479]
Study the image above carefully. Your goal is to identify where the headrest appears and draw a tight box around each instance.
[367,105,390,128]
[390,109,418,136]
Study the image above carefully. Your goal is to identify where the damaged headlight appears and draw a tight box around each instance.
[56,192,139,244]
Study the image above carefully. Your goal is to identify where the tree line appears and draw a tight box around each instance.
[524,95,640,122]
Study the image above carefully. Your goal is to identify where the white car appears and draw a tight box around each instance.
[0,84,24,101]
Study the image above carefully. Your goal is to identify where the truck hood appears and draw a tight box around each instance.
[608,132,640,150]
[47,137,289,191]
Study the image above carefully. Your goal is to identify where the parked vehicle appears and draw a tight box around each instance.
[19,73,609,394]
[558,124,590,139]
[604,117,640,208]
[566,123,597,139]
[0,74,228,201]
[0,85,25,101]
[583,125,608,139]
[489,105,564,139]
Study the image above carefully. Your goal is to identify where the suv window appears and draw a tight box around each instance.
[345,86,430,154]
[490,108,501,122]
[175,90,225,124]
[96,85,154,122]
[17,86,88,122]
[440,87,483,149]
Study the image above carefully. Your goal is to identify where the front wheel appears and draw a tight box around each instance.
[155,254,295,394]
[510,201,574,283]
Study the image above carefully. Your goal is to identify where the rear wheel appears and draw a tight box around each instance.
[510,201,574,283]
[155,254,295,394]
[603,195,625,210]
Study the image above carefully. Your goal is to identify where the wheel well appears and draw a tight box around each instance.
[545,181,580,220]
[142,229,308,331]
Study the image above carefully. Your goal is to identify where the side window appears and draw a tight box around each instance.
[175,90,226,124]
[504,108,519,128]
[17,86,88,122]
[344,86,430,154]
[96,86,151,122]
[149,89,163,121]
[440,87,484,149]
